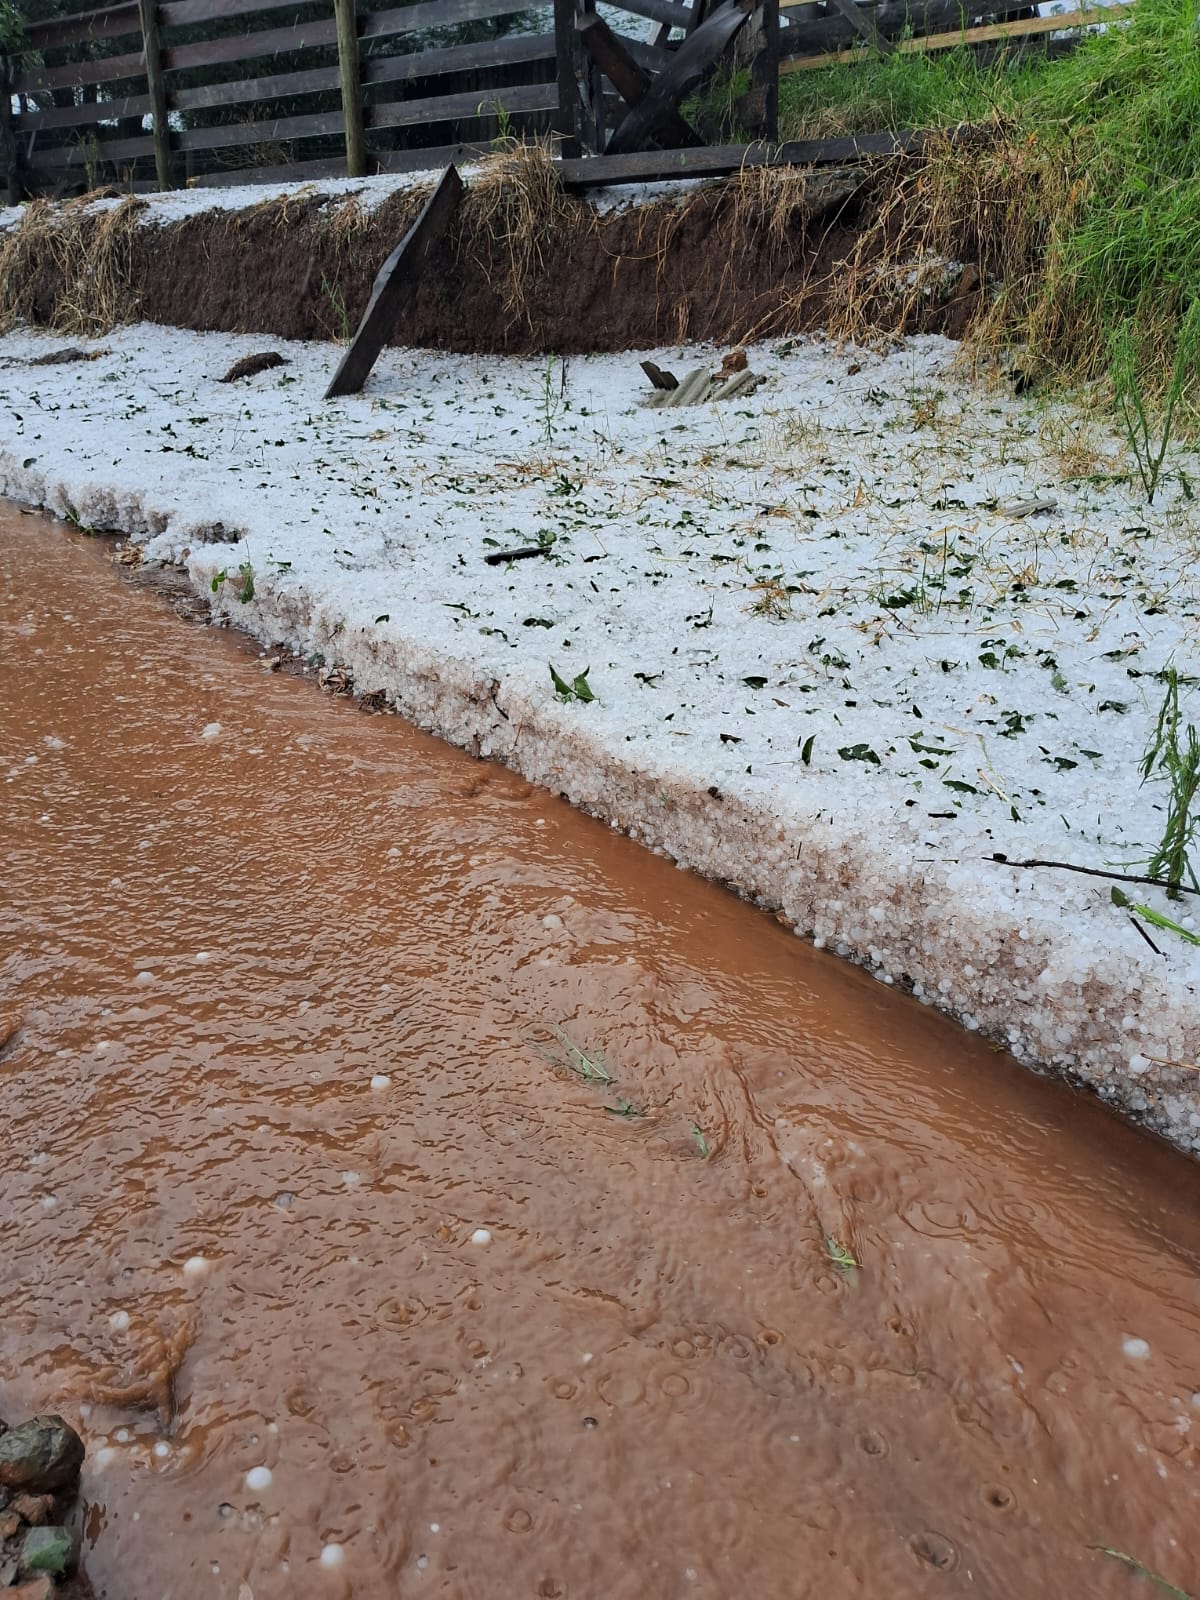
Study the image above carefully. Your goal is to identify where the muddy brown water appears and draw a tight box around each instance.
[1,503,1198,1600]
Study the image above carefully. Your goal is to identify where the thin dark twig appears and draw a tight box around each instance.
[1128,916,1162,957]
[483,546,551,566]
[987,855,1199,897]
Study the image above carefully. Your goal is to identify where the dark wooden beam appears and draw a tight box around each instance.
[553,0,580,157]
[754,0,781,142]
[577,13,702,149]
[325,165,464,401]
[606,1,752,156]
[558,128,951,186]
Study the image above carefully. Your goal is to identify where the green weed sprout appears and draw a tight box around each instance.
[1111,301,1200,503]
[1139,668,1200,898]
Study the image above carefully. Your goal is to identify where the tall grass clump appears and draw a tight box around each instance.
[778,0,1200,401]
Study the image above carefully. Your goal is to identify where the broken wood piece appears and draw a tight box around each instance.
[325,165,464,401]
[219,351,288,382]
[606,2,753,157]
[998,496,1059,518]
[640,359,679,390]
[645,365,762,407]
[483,545,553,566]
[577,14,703,151]
[708,367,762,401]
[27,346,111,366]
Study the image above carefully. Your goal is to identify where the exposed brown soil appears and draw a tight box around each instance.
[14,164,986,355]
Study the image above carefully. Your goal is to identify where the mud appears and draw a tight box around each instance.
[16,172,983,355]
[1,502,1198,1600]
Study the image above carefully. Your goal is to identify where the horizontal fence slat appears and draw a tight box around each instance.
[374,141,494,173]
[175,107,346,152]
[13,50,146,93]
[25,2,141,52]
[597,0,692,28]
[780,1,1131,66]
[361,0,563,38]
[558,131,938,186]
[369,81,560,131]
[186,152,358,187]
[186,141,494,188]
[364,31,556,84]
[172,63,341,111]
[164,17,339,72]
[28,132,156,169]
[13,95,152,133]
[161,0,330,26]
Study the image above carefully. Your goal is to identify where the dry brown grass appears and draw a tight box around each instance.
[461,138,582,324]
[0,193,146,334]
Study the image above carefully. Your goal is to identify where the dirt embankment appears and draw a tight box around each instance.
[5,157,985,355]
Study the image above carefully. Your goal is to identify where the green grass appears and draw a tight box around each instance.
[776,0,1200,399]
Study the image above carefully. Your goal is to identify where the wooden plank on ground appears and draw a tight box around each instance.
[606,1,752,156]
[781,2,1130,67]
[325,165,465,401]
[577,13,702,149]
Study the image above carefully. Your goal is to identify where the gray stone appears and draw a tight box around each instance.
[19,1524,73,1577]
[0,1420,83,1494]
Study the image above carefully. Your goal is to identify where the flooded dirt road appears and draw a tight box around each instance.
[1,504,1198,1600]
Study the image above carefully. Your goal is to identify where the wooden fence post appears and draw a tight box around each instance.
[334,0,367,178]
[755,0,780,143]
[553,0,581,157]
[0,52,17,204]
[138,0,173,191]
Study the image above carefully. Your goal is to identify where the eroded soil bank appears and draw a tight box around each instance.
[2,504,1199,1600]
[2,166,982,355]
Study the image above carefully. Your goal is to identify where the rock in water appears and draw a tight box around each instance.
[20,1525,74,1577]
[0,1418,84,1492]
[11,1573,57,1599]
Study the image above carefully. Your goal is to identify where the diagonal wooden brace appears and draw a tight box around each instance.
[577,13,703,150]
[606,0,753,157]
[325,165,464,400]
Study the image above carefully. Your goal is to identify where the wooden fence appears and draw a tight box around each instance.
[1,0,1127,199]
[5,1,585,194]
